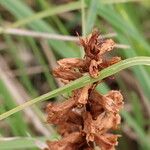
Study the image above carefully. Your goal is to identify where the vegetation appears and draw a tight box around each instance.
[0,0,150,150]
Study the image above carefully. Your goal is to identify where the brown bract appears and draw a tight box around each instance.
[94,133,119,150]
[53,67,82,81]
[73,84,92,106]
[45,30,124,150]
[57,58,86,69]
[46,98,75,125]
[53,29,121,80]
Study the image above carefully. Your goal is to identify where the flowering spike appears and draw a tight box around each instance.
[46,30,124,150]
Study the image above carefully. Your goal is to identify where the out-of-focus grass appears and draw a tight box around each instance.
[0,0,149,149]
[0,79,29,136]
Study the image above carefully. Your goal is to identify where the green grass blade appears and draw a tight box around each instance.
[96,3,150,98]
[130,93,145,128]
[101,0,141,4]
[0,57,149,120]
[121,110,150,149]
[97,3,150,55]
[117,34,150,98]
[81,0,86,36]
[86,0,99,34]
[3,35,38,97]
[3,1,82,29]
[0,80,29,136]
[0,136,56,149]
[0,0,80,58]
[26,37,57,90]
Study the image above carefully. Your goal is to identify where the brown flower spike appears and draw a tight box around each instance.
[45,30,124,150]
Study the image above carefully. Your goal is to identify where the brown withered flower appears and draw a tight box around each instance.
[45,30,124,150]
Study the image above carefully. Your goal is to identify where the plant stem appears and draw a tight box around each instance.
[0,57,150,120]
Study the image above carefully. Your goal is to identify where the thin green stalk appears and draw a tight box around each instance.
[86,0,98,35]
[1,1,83,30]
[101,0,141,4]
[3,35,38,97]
[38,0,69,35]
[81,0,86,36]
[0,0,80,58]
[0,57,150,120]
[121,110,150,149]
[0,136,57,149]
[80,0,86,58]
[26,37,57,90]
[0,80,29,136]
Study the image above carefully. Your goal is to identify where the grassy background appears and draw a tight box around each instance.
[0,0,149,149]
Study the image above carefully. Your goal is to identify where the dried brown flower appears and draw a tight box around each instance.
[45,30,124,150]
[46,132,83,150]
[73,85,92,106]
[57,58,86,69]
[94,133,119,150]
[53,67,82,81]
[46,98,75,125]
[53,30,121,81]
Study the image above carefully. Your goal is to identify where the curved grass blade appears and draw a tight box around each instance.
[0,57,150,120]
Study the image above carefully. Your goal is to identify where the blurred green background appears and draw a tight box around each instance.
[0,0,149,149]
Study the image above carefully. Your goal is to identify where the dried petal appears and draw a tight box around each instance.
[57,58,86,69]
[107,57,121,65]
[98,57,121,69]
[83,112,120,145]
[95,133,119,150]
[98,39,116,55]
[67,110,83,125]
[83,112,95,142]
[46,98,75,124]
[89,90,123,115]
[47,132,85,150]
[93,112,121,134]
[73,85,91,106]
[79,30,100,60]
[104,90,124,113]
[89,60,99,78]
[53,67,82,81]
[57,122,82,136]
[89,90,104,119]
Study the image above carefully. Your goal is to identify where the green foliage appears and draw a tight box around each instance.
[0,0,149,149]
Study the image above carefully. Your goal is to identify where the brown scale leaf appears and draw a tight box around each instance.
[89,90,123,115]
[46,98,75,125]
[46,132,87,150]
[94,133,119,150]
[88,90,104,119]
[57,122,82,136]
[83,112,120,150]
[73,85,92,106]
[83,112,96,142]
[79,29,100,60]
[104,90,124,113]
[57,110,83,136]
[98,57,121,69]
[94,112,121,133]
[57,58,86,69]
[107,57,121,65]
[53,30,120,82]
[80,30,116,62]
[98,39,116,56]
[83,111,120,138]
[67,110,83,125]
[89,59,99,78]
[53,67,82,81]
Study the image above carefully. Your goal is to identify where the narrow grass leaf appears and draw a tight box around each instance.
[0,57,149,120]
